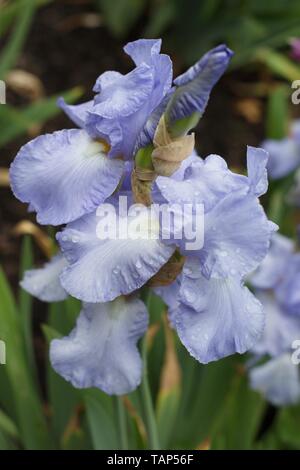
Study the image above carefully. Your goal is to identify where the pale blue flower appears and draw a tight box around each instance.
[262,120,300,180]
[21,252,68,302]
[50,296,148,395]
[248,233,300,405]
[11,39,276,395]
[250,354,300,406]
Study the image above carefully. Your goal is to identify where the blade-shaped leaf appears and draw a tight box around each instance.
[0,86,83,148]
[0,0,36,79]
[0,266,53,449]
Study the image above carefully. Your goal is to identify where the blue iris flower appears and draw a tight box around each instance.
[248,233,300,406]
[262,120,300,180]
[10,39,276,395]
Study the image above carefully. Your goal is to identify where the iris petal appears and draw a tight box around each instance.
[172,258,264,363]
[58,98,93,128]
[10,129,124,225]
[250,233,294,290]
[87,40,172,160]
[168,45,233,123]
[252,291,300,357]
[123,39,162,66]
[262,138,300,180]
[199,190,275,279]
[275,254,300,316]
[50,296,148,395]
[20,253,68,302]
[155,154,246,211]
[246,145,269,197]
[57,204,175,303]
[250,354,300,406]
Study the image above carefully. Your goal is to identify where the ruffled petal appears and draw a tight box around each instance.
[124,38,172,98]
[246,145,269,196]
[153,276,181,313]
[58,97,93,128]
[10,129,124,225]
[250,233,294,290]
[172,258,264,363]
[155,154,246,211]
[50,296,148,395]
[168,45,233,123]
[86,40,172,160]
[20,253,68,302]
[124,39,162,66]
[85,114,123,156]
[93,65,154,118]
[57,204,175,303]
[250,354,300,406]
[198,190,275,279]
[251,291,300,357]
[134,93,172,150]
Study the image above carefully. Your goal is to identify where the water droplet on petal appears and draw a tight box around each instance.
[219,250,228,257]
[184,266,192,275]
[184,288,196,303]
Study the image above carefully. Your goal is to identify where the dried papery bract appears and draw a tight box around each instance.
[152,115,195,177]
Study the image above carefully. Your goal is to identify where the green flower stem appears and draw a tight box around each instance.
[140,288,160,450]
[116,397,129,450]
[141,338,160,450]
[135,144,154,170]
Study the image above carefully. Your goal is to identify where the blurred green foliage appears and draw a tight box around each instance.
[0,0,83,149]
[0,0,300,451]
[1,239,300,449]
[96,0,300,68]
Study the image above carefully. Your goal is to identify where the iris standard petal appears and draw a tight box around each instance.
[93,65,154,118]
[10,129,124,225]
[246,145,269,197]
[172,258,264,363]
[50,296,148,395]
[167,45,233,124]
[57,97,93,128]
[88,40,172,160]
[20,252,68,302]
[123,39,162,66]
[250,354,300,406]
[88,67,162,159]
[124,38,172,99]
[135,93,173,151]
[57,204,175,303]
